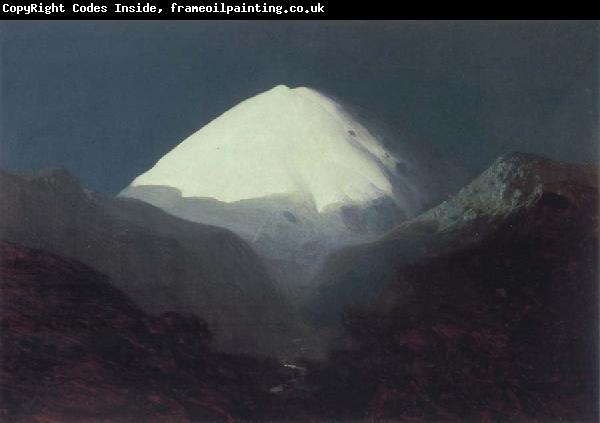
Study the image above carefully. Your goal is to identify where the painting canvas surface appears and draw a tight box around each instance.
[0,21,598,422]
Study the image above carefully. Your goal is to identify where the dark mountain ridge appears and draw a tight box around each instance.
[308,153,598,325]
[0,168,293,356]
[301,153,598,421]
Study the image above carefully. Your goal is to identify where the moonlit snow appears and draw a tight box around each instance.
[130,85,400,212]
[122,85,429,297]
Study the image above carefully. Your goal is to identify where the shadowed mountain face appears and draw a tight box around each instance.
[120,185,409,301]
[0,241,295,422]
[307,231,598,421]
[0,169,292,356]
[308,153,598,325]
[301,153,598,421]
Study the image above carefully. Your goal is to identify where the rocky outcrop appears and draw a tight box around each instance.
[308,153,598,323]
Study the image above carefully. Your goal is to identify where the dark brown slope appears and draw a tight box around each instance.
[0,241,292,423]
[309,153,598,323]
[0,168,292,356]
[303,153,599,421]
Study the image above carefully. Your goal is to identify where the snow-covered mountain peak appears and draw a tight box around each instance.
[126,85,402,212]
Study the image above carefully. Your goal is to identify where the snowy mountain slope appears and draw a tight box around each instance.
[121,85,467,297]
[128,85,417,214]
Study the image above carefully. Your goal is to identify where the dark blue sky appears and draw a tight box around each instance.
[1,21,597,194]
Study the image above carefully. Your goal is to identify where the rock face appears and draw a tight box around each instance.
[302,153,598,421]
[121,85,467,298]
[0,169,291,355]
[0,241,289,422]
[409,150,598,231]
[308,153,598,323]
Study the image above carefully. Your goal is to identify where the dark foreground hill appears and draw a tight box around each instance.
[304,153,599,421]
[0,169,292,356]
[0,242,301,422]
